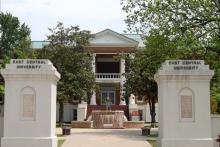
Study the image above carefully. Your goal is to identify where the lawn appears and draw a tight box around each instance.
[58,139,65,147]
[147,140,156,147]
[146,133,158,147]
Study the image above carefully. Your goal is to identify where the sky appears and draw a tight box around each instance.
[2,0,128,40]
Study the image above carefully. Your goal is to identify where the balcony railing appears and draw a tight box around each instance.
[96,73,121,79]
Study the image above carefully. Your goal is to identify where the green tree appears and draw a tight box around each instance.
[37,22,96,123]
[121,0,220,116]
[124,30,177,126]
[0,12,32,103]
[121,0,220,55]
[0,12,31,60]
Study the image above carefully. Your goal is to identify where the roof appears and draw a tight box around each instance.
[123,34,145,47]
[31,41,49,49]
[31,29,145,49]
[90,29,139,48]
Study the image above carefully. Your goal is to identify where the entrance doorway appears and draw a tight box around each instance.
[101,91,115,105]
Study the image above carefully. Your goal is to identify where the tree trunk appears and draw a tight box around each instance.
[149,99,156,127]
[59,101,64,124]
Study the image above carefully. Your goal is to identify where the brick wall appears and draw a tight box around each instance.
[123,121,145,128]
[71,121,92,128]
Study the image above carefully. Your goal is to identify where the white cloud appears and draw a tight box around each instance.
[2,0,128,40]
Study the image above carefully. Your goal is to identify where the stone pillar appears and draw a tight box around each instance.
[90,54,97,105]
[128,94,138,120]
[0,105,3,147]
[1,59,60,147]
[154,60,214,147]
[77,103,87,121]
[120,58,126,105]
[144,103,159,122]
[92,53,96,73]
[90,91,96,105]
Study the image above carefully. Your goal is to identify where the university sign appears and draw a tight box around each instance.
[11,59,48,69]
[168,60,202,70]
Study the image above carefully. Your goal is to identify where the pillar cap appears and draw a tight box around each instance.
[154,60,214,82]
[1,59,60,81]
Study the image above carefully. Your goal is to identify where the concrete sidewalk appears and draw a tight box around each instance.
[57,128,152,147]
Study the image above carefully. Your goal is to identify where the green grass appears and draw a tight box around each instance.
[146,134,158,147]
[147,140,157,147]
[58,139,65,147]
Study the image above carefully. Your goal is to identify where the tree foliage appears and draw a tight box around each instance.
[121,0,220,55]
[0,12,31,61]
[0,12,32,103]
[37,22,96,122]
[121,0,220,117]
[124,31,178,126]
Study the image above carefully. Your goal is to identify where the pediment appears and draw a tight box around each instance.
[90,29,139,47]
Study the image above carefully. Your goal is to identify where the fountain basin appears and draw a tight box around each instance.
[92,110,124,129]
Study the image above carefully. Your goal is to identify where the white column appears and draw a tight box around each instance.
[77,103,87,121]
[0,105,3,147]
[90,91,97,105]
[120,58,126,105]
[1,59,60,147]
[92,53,96,73]
[90,53,97,105]
[120,58,125,96]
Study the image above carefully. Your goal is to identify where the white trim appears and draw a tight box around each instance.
[96,73,121,79]
[94,29,139,43]
[90,29,139,47]
[96,80,121,83]
[90,43,137,47]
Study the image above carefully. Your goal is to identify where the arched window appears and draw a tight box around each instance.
[20,87,36,121]
[179,88,194,122]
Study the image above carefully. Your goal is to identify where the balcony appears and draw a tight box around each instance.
[95,73,121,82]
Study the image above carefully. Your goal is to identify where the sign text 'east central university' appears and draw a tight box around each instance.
[12,59,47,69]
[169,60,202,70]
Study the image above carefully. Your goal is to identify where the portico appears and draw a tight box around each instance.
[86,29,138,118]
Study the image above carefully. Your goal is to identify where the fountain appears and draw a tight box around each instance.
[91,96,125,129]
[92,110,124,129]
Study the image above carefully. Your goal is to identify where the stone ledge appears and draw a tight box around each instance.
[123,121,145,128]
[71,121,92,128]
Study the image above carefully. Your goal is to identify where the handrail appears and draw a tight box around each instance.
[96,73,121,79]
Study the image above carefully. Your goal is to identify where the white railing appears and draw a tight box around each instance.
[96,73,121,79]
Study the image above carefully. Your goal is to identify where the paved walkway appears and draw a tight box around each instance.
[57,128,152,147]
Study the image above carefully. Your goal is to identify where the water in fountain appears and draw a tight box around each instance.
[92,110,124,129]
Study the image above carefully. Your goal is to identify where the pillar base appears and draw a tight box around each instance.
[129,104,138,113]
[1,136,57,147]
[77,104,87,121]
[158,138,214,147]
